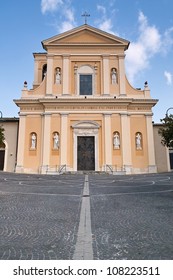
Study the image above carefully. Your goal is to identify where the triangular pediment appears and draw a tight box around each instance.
[42,25,129,50]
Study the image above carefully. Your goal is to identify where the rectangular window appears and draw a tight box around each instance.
[80,74,92,95]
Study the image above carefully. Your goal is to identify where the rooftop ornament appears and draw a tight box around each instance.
[82,11,90,24]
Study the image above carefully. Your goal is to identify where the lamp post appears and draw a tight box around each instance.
[166,107,173,117]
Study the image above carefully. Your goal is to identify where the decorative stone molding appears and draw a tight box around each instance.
[72,121,100,171]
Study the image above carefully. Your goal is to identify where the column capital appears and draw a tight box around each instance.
[102,54,110,58]
[118,54,126,59]
[62,54,70,58]
[103,113,112,116]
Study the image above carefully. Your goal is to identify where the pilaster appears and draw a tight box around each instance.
[146,114,157,173]
[46,55,54,95]
[118,55,126,96]
[60,114,68,165]
[63,54,70,95]
[15,114,26,173]
[102,55,110,95]
[41,113,51,173]
[104,113,112,165]
[121,113,132,173]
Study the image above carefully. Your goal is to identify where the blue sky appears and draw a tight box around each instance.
[0,0,173,122]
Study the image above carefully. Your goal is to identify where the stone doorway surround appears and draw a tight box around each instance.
[72,121,100,171]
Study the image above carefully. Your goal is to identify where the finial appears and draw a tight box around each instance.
[82,12,90,24]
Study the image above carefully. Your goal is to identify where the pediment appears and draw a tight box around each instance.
[42,25,129,50]
[72,121,100,129]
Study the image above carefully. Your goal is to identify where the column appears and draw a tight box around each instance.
[33,58,39,86]
[16,114,26,173]
[41,113,51,173]
[118,55,126,96]
[46,55,54,95]
[102,55,110,95]
[121,113,132,173]
[63,54,70,95]
[60,114,68,165]
[146,114,157,173]
[104,114,112,166]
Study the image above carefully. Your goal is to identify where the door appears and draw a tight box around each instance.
[170,150,173,170]
[0,150,5,170]
[77,136,95,171]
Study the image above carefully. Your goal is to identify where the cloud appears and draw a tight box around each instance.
[125,11,161,84]
[162,27,173,55]
[41,0,76,33]
[41,0,63,14]
[164,71,172,85]
[96,5,116,35]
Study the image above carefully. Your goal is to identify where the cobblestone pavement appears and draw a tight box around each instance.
[89,172,173,260]
[0,171,173,260]
[0,173,84,260]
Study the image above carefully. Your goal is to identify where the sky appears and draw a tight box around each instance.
[0,0,173,123]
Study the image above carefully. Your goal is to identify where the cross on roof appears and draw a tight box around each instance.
[82,12,90,24]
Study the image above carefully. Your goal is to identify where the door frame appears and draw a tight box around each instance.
[72,121,100,171]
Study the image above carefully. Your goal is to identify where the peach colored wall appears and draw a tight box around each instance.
[111,114,122,168]
[50,114,61,166]
[130,115,148,169]
[24,115,42,171]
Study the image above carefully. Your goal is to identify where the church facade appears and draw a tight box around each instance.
[14,24,158,174]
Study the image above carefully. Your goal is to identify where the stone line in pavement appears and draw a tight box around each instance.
[73,175,93,260]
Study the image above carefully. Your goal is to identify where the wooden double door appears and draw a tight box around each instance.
[77,136,95,171]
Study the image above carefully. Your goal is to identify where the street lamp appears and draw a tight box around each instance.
[166,107,173,117]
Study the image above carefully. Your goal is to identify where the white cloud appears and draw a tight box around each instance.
[96,5,116,35]
[162,27,173,55]
[97,5,106,15]
[41,0,76,33]
[41,0,63,14]
[126,11,161,85]
[164,71,172,85]
[59,20,75,33]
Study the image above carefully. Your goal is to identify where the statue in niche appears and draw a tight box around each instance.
[111,68,117,84]
[113,132,120,149]
[55,68,61,84]
[31,133,36,149]
[136,133,142,150]
[53,132,59,149]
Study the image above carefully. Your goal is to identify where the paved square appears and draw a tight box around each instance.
[0,171,173,259]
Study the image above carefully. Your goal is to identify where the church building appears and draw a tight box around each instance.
[14,24,158,174]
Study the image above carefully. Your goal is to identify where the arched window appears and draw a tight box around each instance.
[42,64,47,81]
[53,132,60,149]
[111,68,118,84]
[77,65,94,95]
[55,67,61,84]
[30,132,37,150]
[113,131,120,149]
[135,132,142,150]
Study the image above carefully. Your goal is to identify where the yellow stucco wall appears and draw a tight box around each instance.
[130,115,148,169]
[24,115,42,172]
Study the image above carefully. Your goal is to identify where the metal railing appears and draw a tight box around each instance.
[105,165,126,174]
[45,165,67,174]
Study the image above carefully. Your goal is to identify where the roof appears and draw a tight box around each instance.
[41,24,130,51]
[0,117,19,123]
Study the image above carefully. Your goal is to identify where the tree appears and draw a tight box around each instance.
[0,125,5,146]
[158,114,173,148]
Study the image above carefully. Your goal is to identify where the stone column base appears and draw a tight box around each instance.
[148,165,157,173]
[15,165,24,173]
